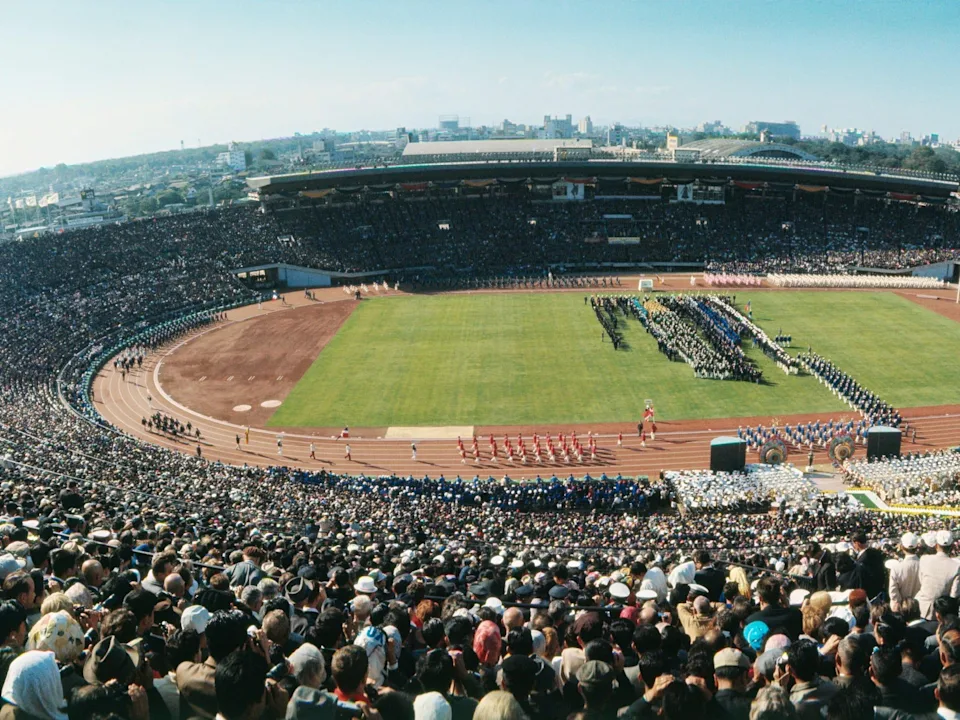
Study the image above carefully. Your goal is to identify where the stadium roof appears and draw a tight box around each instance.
[678,139,818,161]
[402,138,593,158]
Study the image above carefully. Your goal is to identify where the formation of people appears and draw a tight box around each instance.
[799,352,902,427]
[844,450,960,507]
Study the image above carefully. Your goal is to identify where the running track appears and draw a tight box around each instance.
[92,286,960,479]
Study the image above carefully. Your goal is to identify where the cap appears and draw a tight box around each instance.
[714,648,749,671]
[484,597,505,615]
[743,621,769,652]
[577,660,614,687]
[548,585,569,600]
[636,589,658,602]
[0,554,25,581]
[181,605,211,634]
[901,532,920,550]
[609,582,630,600]
[468,582,491,600]
[937,530,954,547]
[922,531,938,548]
[490,555,504,566]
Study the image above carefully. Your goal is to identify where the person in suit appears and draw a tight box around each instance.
[850,532,886,601]
[806,543,836,591]
[693,550,725,602]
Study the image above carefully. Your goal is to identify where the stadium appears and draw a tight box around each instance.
[7,148,960,717]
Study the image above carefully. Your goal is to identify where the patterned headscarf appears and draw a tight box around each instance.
[27,611,84,665]
[473,620,502,667]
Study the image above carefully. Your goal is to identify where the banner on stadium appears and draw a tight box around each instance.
[627,177,663,185]
[462,179,497,188]
[796,185,828,193]
[733,181,763,190]
[563,177,594,185]
[676,183,695,202]
[399,183,428,192]
[300,189,336,199]
[608,237,641,244]
[38,192,60,207]
[552,181,585,201]
[888,192,920,201]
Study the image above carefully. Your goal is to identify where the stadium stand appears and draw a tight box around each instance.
[2,187,960,719]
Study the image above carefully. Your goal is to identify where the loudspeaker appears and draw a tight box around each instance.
[867,427,901,459]
[710,438,746,472]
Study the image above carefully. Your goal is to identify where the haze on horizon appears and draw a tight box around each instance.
[1,0,957,178]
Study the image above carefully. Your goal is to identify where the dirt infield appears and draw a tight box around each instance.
[92,278,960,479]
[158,298,358,428]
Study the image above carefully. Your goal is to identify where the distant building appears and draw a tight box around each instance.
[540,114,574,139]
[578,116,593,135]
[217,143,246,172]
[606,123,626,146]
[898,131,914,145]
[438,115,459,132]
[743,120,801,140]
[696,120,729,135]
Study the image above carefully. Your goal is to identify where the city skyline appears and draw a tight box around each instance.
[2,0,958,178]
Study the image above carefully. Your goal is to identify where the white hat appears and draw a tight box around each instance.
[491,555,504,566]
[937,530,954,547]
[510,559,525,569]
[922,531,938,548]
[901,532,920,550]
[354,576,377,594]
[636,589,658,602]
[181,605,211,634]
[413,691,452,720]
[609,582,630,599]
[433,555,446,565]
[688,583,710,597]
[484,597,505,614]
[788,589,810,607]
[567,560,583,570]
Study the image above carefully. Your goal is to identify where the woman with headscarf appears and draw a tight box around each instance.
[25,612,85,701]
[472,621,501,669]
[640,565,669,603]
[0,651,68,720]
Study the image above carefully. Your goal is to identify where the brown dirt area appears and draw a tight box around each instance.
[158,300,358,427]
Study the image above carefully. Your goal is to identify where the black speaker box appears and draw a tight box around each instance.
[710,440,746,472]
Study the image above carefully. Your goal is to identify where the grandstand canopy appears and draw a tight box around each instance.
[677,139,818,161]
[401,138,593,163]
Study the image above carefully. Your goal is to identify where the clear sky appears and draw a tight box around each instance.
[1,0,957,177]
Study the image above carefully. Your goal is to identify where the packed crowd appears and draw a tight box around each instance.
[798,353,902,427]
[2,467,960,720]
[844,450,960,507]
[666,465,822,514]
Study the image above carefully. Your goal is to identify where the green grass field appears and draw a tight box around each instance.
[267,290,960,428]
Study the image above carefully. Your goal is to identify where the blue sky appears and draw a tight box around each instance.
[1,0,957,177]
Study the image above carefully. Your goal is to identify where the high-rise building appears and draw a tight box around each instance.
[607,123,625,146]
[578,116,593,135]
[540,114,574,139]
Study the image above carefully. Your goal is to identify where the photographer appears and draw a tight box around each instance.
[215,649,288,720]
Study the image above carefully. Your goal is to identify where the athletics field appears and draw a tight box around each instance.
[265,290,960,428]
